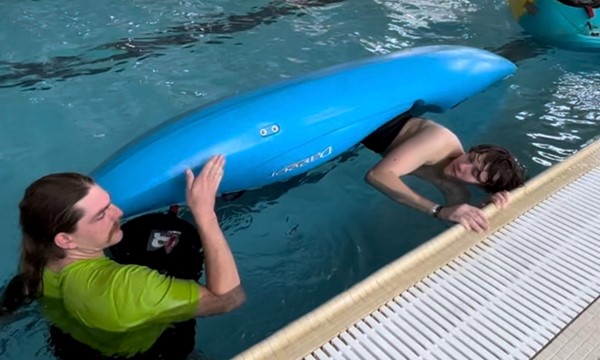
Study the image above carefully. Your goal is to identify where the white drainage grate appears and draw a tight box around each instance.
[306,168,600,360]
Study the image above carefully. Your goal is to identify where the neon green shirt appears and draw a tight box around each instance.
[40,256,200,356]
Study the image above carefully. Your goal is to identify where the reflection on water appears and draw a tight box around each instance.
[551,72,600,113]
[359,0,481,53]
[531,72,600,166]
[377,0,480,30]
[0,0,345,90]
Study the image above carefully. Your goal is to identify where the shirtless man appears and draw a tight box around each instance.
[361,112,527,233]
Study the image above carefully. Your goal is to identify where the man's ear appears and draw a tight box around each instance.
[54,233,77,250]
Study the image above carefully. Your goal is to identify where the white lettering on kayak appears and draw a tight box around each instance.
[271,146,333,177]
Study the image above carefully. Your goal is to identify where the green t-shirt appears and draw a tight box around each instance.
[40,256,200,356]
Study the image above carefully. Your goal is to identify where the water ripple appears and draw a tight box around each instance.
[0,0,345,90]
[359,0,480,54]
[530,71,600,166]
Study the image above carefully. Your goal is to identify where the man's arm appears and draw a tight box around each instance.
[184,155,246,317]
[194,213,245,317]
[365,123,460,214]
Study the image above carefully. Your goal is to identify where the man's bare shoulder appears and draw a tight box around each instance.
[413,119,463,163]
[386,117,457,152]
[374,117,464,177]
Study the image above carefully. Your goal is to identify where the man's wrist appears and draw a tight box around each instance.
[429,204,444,218]
[193,210,218,228]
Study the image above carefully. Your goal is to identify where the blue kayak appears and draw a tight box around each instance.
[508,0,600,51]
[91,45,516,218]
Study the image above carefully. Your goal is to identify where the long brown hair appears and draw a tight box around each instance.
[1,173,94,315]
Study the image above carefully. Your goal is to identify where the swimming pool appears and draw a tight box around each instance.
[0,0,598,359]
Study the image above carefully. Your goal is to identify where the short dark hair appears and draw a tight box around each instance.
[469,144,527,193]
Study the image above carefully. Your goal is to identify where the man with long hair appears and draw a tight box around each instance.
[1,155,245,359]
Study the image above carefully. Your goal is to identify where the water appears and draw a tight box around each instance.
[1,0,599,359]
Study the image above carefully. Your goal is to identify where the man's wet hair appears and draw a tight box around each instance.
[469,144,528,193]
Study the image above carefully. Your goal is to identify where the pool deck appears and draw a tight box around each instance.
[534,297,600,360]
[233,138,600,360]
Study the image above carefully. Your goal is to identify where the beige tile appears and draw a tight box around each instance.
[535,298,600,360]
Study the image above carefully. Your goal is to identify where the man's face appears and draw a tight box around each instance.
[445,151,491,186]
[68,185,124,252]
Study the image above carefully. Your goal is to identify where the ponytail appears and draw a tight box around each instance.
[1,275,28,315]
[1,233,65,316]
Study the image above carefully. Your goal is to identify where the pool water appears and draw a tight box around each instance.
[1,1,599,359]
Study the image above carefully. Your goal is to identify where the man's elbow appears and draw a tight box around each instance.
[222,286,246,312]
[195,285,247,317]
[365,168,387,186]
[364,168,378,185]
